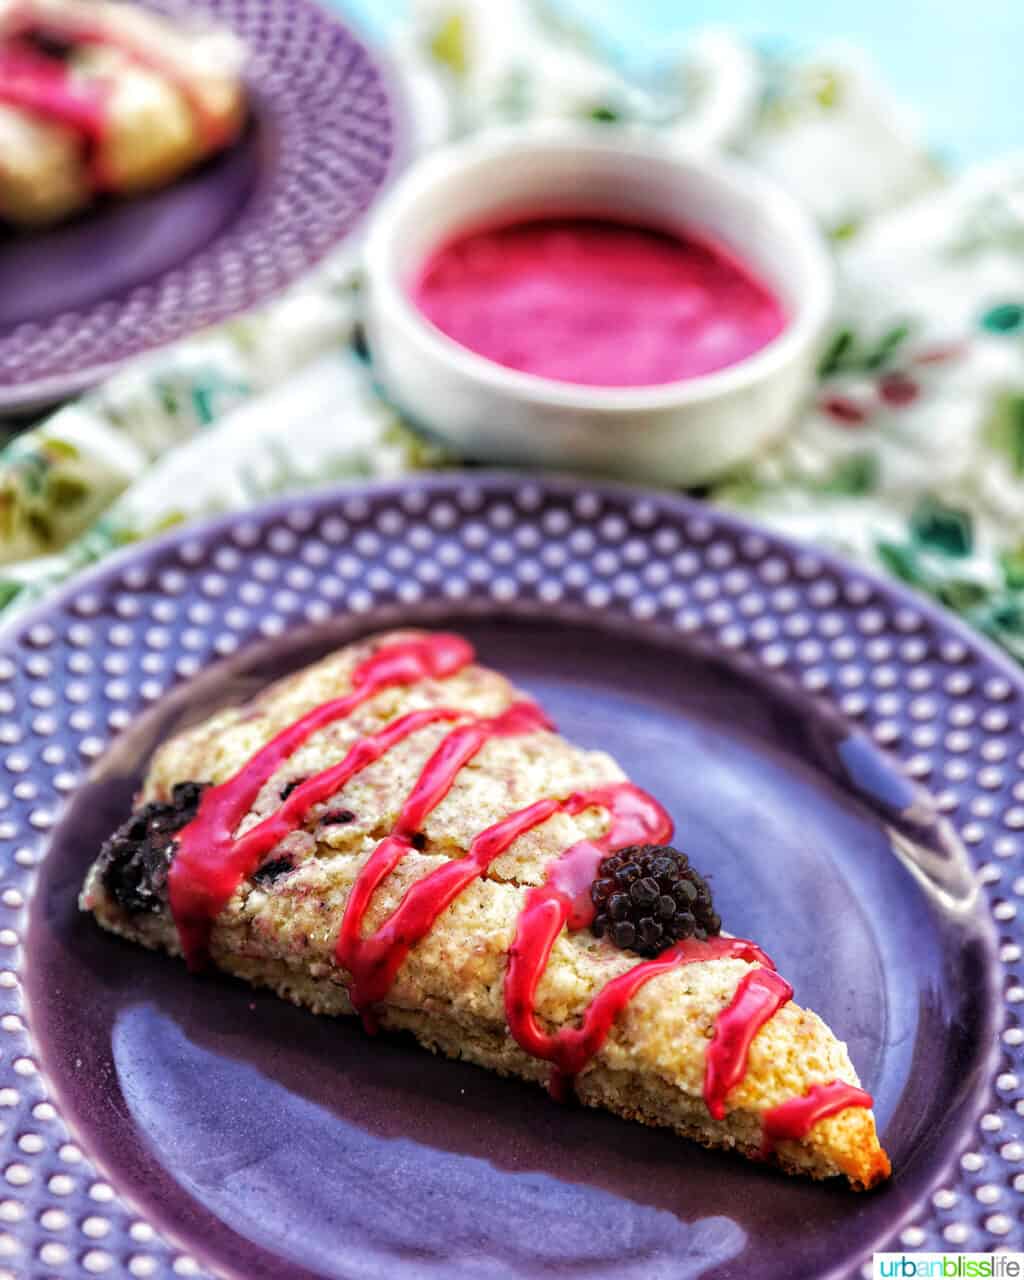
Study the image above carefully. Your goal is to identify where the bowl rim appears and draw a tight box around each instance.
[364,123,836,416]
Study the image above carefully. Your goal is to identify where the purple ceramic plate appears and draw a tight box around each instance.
[0,0,402,414]
[0,473,1020,1279]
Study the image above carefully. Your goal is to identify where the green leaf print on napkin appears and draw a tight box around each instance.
[1001,545,1024,591]
[875,534,1024,657]
[984,390,1024,476]
[818,323,913,378]
[980,303,1024,335]
[910,497,973,558]
[0,435,105,559]
[816,453,880,496]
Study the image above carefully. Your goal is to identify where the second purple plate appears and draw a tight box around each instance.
[0,0,402,413]
[0,474,1021,1278]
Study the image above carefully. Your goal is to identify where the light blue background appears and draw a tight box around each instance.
[341,0,1020,168]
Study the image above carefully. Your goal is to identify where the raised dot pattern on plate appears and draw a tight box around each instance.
[0,475,1022,1274]
[0,0,395,396]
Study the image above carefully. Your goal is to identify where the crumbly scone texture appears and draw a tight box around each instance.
[80,628,890,1190]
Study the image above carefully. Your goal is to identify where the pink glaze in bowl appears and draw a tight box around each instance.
[412,215,787,389]
[365,126,834,485]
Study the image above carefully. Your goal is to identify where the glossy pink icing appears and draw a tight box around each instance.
[0,46,107,141]
[166,631,874,1137]
[413,216,787,387]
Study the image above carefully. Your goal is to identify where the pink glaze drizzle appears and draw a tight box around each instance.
[337,795,562,1019]
[509,925,773,1102]
[169,633,473,967]
[335,699,553,1028]
[703,968,794,1120]
[760,1081,875,1156]
[0,46,107,140]
[167,632,874,1136]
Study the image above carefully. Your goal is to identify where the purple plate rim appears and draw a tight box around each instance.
[5,471,1022,688]
[0,0,410,415]
[0,470,1020,1275]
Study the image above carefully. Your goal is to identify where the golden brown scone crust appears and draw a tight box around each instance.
[81,629,890,1190]
[0,104,90,224]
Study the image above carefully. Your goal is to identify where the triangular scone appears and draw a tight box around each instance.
[81,629,891,1190]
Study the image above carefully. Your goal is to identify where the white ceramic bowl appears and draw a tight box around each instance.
[364,126,833,485]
